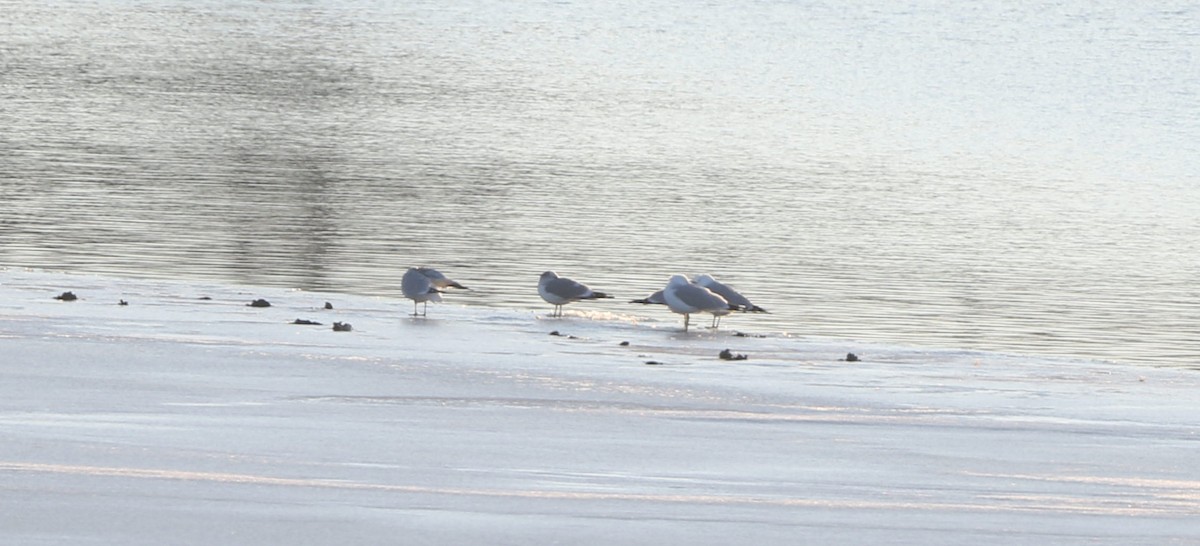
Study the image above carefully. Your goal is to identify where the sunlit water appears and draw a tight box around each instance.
[2,0,1198,367]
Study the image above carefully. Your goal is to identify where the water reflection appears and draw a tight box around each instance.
[1,0,1198,367]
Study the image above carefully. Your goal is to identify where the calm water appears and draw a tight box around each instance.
[2,0,1198,367]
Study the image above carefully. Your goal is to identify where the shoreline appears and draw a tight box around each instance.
[5,265,1190,370]
[1,269,1197,544]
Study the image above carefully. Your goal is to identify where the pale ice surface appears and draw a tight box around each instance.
[1,269,1197,545]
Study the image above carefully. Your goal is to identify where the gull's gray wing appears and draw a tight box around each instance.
[417,267,467,289]
[546,277,593,300]
[695,276,765,312]
[676,283,731,312]
[631,290,665,305]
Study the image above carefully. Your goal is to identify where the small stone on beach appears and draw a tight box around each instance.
[292,319,322,326]
[332,322,352,332]
[719,349,748,361]
[54,291,77,301]
[119,300,128,306]
[324,302,334,310]
[248,299,271,308]
[844,352,859,362]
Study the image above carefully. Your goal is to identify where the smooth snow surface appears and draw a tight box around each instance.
[1,269,1197,545]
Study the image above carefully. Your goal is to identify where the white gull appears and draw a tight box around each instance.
[401,267,468,317]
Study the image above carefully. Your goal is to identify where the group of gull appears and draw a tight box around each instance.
[401,267,765,332]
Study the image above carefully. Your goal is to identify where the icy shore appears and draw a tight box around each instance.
[1,269,1196,545]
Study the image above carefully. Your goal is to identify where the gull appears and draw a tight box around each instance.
[401,267,467,317]
[538,271,612,317]
[630,289,665,306]
[414,267,468,290]
[662,274,738,332]
[692,274,766,313]
[692,274,766,327]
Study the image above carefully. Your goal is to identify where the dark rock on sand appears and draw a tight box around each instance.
[248,299,271,308]
[719,349,748,361]
[844,352,860,362]
[292,319,322,326]
[54,291,77,301]
[332,322,352,332]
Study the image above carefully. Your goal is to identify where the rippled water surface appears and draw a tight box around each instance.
[2,0,1198,366]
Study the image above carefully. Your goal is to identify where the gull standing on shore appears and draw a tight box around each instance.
[662,275,737,332]
[402,267,468,317]
[692,274,766,313]
[692,274,767,327]
[538,271,612,317]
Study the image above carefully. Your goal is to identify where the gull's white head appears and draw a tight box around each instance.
[667,275,690,288]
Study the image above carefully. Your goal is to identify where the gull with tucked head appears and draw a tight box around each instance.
[692,274,766,327]
[401,267,468,317]
[538,271,612,317]
[692,274,766,313]
[662,275,738,332]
